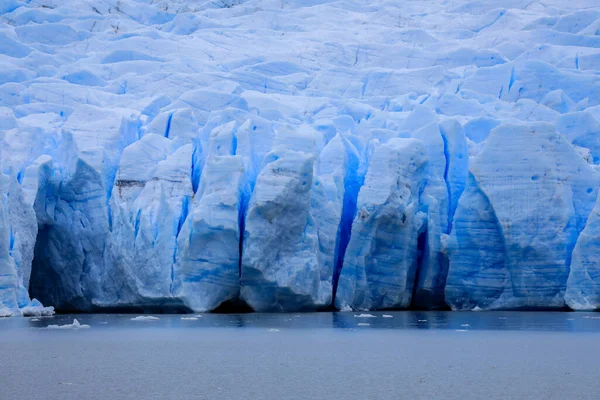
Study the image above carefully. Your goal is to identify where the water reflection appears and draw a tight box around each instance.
[1,311,599,332]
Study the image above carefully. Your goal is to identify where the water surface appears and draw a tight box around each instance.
[1,312,599,399]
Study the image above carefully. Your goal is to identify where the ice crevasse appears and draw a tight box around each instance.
[1,0,600,315]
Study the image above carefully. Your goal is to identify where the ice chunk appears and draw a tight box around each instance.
[47,319,90,329]
[130,316,159,321]
[20,298,54,317]
[0,305,13,318]
[354,314,376,318]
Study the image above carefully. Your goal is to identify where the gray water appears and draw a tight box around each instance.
[1,312,600,400]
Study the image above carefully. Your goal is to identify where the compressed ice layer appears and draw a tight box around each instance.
[1,0,600,314]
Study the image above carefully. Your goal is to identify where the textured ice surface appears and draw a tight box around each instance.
[1,0,600,314]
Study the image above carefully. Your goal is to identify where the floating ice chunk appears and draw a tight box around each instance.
[354,314,376,318]
[130,316,159,321]
[20,303,55,317]
[382,315,393,318]
[0,306,13,318]
[267,328,280,332]
[181,317,199,321]
[357,323,370,327]
[47,319,90,330]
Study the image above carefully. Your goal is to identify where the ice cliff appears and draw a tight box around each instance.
[1,0,600,315]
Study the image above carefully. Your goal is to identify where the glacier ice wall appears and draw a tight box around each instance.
[335,138,428,311]
[1,0,600,314]
[444,123,599,310]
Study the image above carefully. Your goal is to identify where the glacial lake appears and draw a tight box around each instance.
[1,312,600,400]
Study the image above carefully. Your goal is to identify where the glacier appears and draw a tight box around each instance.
[1,0,600,315]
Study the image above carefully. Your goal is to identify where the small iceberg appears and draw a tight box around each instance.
[20,299,55,317]
[357,323,370,326]
[382,315,393,318]
[354,314,376,318]
[0,306,13,318]
[47,319,90,330]
[181,317,198,321]
[130,316,159,321]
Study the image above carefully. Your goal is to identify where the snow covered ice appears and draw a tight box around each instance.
[1,0,600,314]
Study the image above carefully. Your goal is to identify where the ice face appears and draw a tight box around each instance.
[566,193,600,311]
[240,127,358,311]
[173,154,244,312]
[335,138,428,311]
[1,0,600,314]
[445,123,600,310]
